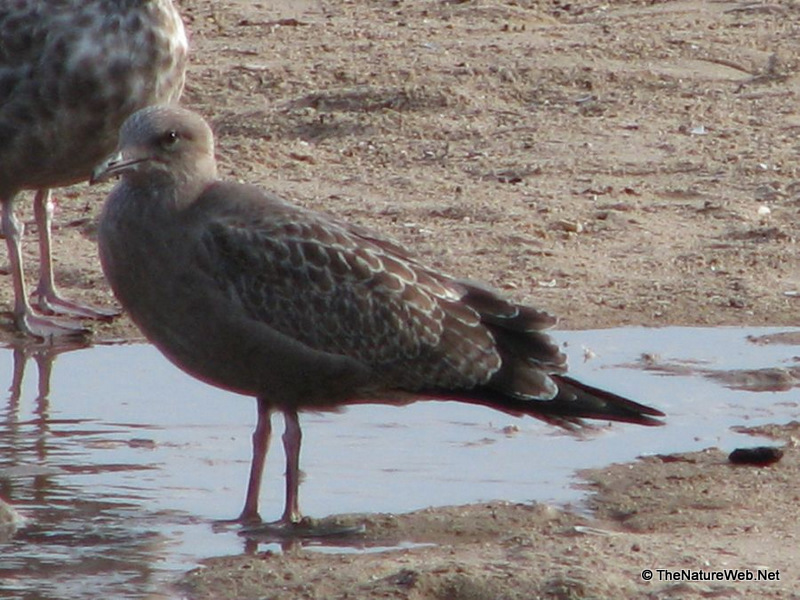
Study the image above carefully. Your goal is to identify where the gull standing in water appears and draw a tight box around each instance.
[93,105,664,525]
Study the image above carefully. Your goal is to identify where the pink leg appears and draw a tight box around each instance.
[32,190,119,320]
[238,409,364,539]
[239,397,272,523]
[2,193,86,338]
[281,409,303,524]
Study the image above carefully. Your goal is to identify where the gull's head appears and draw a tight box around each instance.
[91,104,217,188]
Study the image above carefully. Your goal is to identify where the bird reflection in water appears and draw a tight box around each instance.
[1,339,87,541]
[0,340,180,599]
[3,340,87,489]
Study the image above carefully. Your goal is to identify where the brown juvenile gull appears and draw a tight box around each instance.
[92,106,665,526]
[0,0,188,338]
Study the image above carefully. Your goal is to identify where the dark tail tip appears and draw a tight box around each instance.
[440,375,664,429]
[547,374,664,426]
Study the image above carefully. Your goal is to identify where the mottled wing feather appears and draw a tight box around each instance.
[0,0,187,189]
[198,203,503,391]
[0,1,46,154]
[0,2,45,68]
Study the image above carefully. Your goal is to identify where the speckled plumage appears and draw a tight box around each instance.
[93,106,664,524]
[200,204,552,393]
[0,0,187,337]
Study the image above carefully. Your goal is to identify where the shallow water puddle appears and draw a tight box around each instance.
[1,327,799,598]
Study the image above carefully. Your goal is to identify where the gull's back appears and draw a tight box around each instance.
[0,0,187,197]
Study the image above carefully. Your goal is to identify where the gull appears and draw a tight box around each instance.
[0,0,187,337]
[92,105,664,525]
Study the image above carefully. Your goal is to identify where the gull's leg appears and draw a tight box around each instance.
[281,408,302,524]
[238,407,364,540]
[2,193,86,338]
[239,396,272,523]
[32,189,118,320]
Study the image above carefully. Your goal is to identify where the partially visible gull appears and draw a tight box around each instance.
[0,0,187,338]
[93,105,664,526]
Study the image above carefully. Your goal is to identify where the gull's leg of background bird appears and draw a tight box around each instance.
[2,196,85,338]
[239,397,272,523]
[32,190,119,320]
[281,408,302,524]
[3,198,31,326]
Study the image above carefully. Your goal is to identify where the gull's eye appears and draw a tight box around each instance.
[160,129,180,148]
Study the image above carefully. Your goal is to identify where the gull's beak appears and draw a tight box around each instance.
[90,150,147,184]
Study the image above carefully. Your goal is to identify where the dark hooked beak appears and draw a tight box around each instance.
[90,151,147,184]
